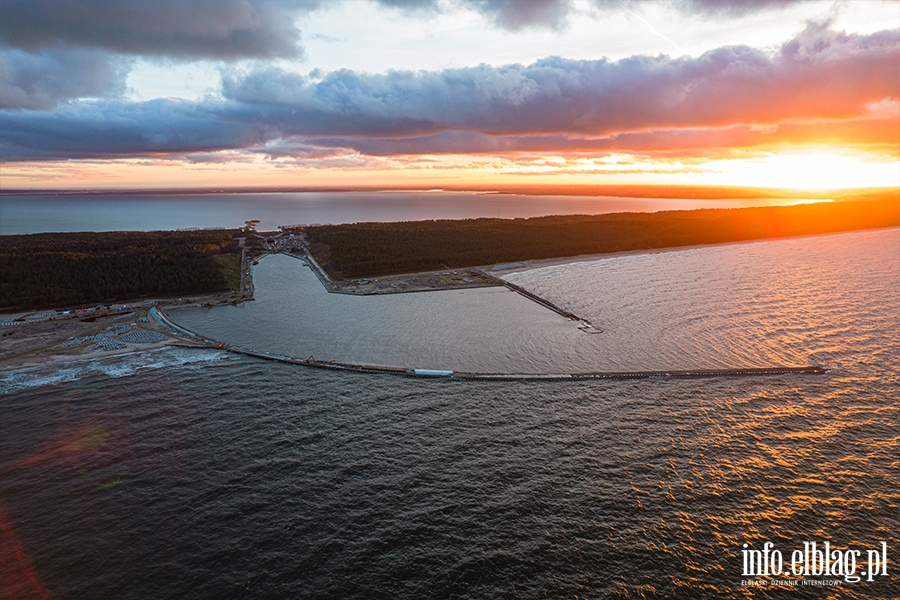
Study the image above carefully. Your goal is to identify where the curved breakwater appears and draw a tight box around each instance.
[152,230,897,381]
[153,307,825,382]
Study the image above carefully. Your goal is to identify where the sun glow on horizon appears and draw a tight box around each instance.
[1,146,897,193]
[694,151,900,190]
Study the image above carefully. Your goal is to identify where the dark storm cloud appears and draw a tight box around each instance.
[0,0,815,59]
[2,24,897,161]
[0,47,130,110]
[0,0,575,59]
[0,0,320,60]
[0,99,270,160]
[0,0,319,109]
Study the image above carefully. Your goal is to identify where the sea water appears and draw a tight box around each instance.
[0,191,821,234]
[1,227,897,598]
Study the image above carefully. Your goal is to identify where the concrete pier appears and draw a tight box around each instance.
[474,268,588,324]
[153,306,826,383]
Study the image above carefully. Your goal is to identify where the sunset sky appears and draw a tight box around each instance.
[1,0,898,190]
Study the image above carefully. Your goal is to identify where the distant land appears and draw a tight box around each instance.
[2,184,896,200]
[303,194,899,279]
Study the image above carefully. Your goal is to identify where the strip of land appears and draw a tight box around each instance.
[298,194,899,280]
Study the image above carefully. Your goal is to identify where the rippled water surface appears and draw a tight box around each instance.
[170,255,590,373]
[505,228,900,372]
[171,228,899,373]
[1,191,817,234]
[1,229,898,599]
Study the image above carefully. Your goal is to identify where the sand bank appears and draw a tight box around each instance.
[0,304,209,371]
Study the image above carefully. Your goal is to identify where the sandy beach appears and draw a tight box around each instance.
[0,303,211,371]
[483,235,851,276]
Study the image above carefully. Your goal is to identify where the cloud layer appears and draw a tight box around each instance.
[0,0,827,111]
[0,0,813,57]
[221,23,898,137]
[2,22,897,162]
[0,47,129,110]
[0,0,318,59]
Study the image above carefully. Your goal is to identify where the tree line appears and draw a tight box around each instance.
[1,230,241,310]
[306,196,900,278]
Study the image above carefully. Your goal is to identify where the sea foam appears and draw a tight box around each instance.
[0,347,235,394]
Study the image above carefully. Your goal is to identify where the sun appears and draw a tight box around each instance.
[699,150,900,191]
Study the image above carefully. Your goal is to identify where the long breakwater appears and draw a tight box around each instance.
[151,307,826,382]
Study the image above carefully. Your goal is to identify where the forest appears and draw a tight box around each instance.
[306,196,900,278]
[0,229,241,311]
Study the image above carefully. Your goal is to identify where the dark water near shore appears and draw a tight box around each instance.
[0,191,816,234]
[1,229,898,598]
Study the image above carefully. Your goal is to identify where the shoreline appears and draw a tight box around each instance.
[4,228,894,375]
[485,226,900,276]
[0,303,213,372]
[289,250,500,296]
[1,259,829,383]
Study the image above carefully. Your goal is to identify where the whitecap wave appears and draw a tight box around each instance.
[0,347,236,394]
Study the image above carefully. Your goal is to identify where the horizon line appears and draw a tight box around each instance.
[2,184,897,201]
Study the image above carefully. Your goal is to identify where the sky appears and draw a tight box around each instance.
[0,0,898,190]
